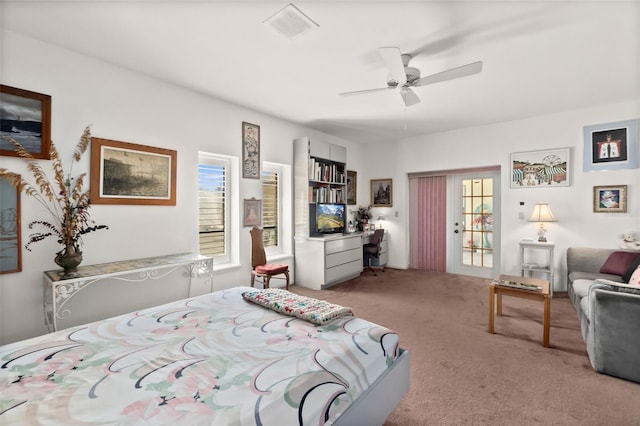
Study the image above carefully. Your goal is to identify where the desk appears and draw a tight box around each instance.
[43,253,213,332]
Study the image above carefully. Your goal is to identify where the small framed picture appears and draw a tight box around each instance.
[346,170,357,205]
[243,198,262,227]
[0,84,51,159]
[242,122,260,179]
[593,185,627,213]
[583,119,638,171]
[371,178,392,207]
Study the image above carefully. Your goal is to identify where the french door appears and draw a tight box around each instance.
[450,171,500,278]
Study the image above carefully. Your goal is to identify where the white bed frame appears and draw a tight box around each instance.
[334,348,411,426]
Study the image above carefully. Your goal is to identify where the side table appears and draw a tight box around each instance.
[488,274,551,348]
[519,240,555,296]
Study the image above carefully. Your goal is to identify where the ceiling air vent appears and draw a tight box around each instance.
[263,3,319,40]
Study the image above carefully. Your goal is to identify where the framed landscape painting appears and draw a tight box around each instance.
[0,85,51,159]
[90,137,177,205]
[510,148,570,188]
[583,119,638,172]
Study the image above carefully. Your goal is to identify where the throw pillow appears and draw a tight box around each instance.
[622,255,640,282]
[629,266,640,286]
[599,251,640,276]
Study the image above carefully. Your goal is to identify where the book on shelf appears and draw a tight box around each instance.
[492,279,542,292]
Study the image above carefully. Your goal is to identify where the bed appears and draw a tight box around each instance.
[0,286,410,425]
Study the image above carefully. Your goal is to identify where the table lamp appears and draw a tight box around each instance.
[528,202,557,242]
[377,216,385,229]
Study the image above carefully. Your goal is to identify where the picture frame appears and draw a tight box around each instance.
[90,137,177,205]
[583,119,639,172]
[0,84,51,159]
[243,198,262,227]
[0,175,22,274]
[346,170,357,205]
[371,178,392,207]
[242,121,260,179]
[593,185,627,213]
[510,148,570,188]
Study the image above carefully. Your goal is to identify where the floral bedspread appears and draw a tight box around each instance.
[0,287,398,425]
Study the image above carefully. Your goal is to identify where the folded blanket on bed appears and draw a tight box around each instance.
[242,288,353,325]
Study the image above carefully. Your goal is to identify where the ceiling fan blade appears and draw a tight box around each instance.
[379,47,407,85]
[413,61,483,87]
[339,86,395,96]
[400,88,421,106]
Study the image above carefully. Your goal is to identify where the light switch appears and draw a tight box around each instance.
[518,212,525,220]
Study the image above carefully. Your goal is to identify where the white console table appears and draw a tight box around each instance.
[43,253,213,332]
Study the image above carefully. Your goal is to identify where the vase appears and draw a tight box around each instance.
[55,245,83,274]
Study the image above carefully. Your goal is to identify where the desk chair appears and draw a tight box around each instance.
[250,226,290,289]
[363,229,385,276]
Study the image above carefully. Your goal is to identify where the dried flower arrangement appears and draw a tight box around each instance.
[0,126,108,272]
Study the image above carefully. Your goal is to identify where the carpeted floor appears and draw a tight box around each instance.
[289,268,640,426]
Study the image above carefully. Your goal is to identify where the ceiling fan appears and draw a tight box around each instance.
[339,47,483,107]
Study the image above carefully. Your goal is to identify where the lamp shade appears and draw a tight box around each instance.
[528,203,557,222]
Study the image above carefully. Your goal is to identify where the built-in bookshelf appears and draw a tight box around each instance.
[293,136,347,237]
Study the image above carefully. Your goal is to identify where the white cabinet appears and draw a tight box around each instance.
[295,234,363,290]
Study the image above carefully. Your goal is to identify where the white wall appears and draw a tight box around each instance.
[367,101,639,289]
[0,30,366,344]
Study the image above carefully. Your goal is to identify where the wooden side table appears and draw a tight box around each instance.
[488,274,551,348]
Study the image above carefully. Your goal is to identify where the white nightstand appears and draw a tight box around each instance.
[519,240,555,296]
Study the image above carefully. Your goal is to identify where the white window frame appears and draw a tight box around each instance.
[198,152,239,268]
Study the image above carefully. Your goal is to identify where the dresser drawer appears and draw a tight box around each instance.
[326,246,361,268]
[326,259,362,283]
[325,235,362,254]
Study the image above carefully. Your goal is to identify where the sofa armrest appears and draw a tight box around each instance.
[586,280,640,382]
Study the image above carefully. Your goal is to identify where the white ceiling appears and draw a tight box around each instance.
[2,1,639,145]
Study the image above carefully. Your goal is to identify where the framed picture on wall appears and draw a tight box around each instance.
[243,198,262,227]
[371,178,392,207]
[0,175,21,274]
[583,119,639,172]
[346,170,357,205]
[242,121,260,179]
[593,185,627,213]
[90,137,177,205]
[510,148,570,188]
[0,84,51,159]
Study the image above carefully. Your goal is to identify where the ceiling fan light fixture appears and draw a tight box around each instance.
[263,3,319,40]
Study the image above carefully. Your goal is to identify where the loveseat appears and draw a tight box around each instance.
[566,247,640,383]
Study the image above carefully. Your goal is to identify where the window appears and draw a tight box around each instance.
[198,154,230,263]
[262,163,281,250]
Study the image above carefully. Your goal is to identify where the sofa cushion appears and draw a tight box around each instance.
[622,256,640,282]
[573,279,595,299]
[599,251,640,276]
[569,271,622,283]
[628,266,640,286]
[579,296,589,320]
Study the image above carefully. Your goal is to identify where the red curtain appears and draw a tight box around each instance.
[409,175,447,271]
